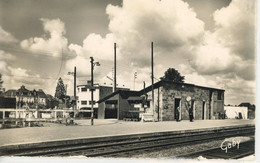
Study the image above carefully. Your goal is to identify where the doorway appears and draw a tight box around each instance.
[105,104,118,119]
[202,101,205,120]
[174,98,181,120]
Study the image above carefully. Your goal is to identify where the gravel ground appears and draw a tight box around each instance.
[122,136,254,159]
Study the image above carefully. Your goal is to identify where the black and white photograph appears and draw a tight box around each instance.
[0,0,258,162]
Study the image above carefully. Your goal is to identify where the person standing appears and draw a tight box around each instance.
[185,97,194,122]
[188,105,194,122]
[176,106,181,122]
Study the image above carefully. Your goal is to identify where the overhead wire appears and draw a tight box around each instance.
[55,48,64,82]
[1,45,149,89]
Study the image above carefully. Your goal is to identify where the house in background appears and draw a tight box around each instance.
[4,85,48,109]
[4,89,16,98]
[224,106,248,119]
[239,103,255,119]
[98,80,225,121]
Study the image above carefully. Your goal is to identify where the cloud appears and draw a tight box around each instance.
[2,67,38,89]
[0,26,17,43]
[0,49,54,93]
[68,0,205,69]
[188,0,255,81]
[189,32,241,75]
[2,66,58,95]
[69,33,116,61]
[213,0,255,60]
[65,55,90,77]
[179,63,255,105]
[66,0,255,105]
[106,0,205,67]
[0,50,16,74]
[66,33,116,76]
[0,50,15,62]
[20,18,69,57]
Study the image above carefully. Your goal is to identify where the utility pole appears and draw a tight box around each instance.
[134,72,137,90]
[65,84,67,108]
[151,42,155,122]
[68,67,77,110]
[113,43,117,92]
[90,57,100,126]
[90,57,94,125]
[154,77,160,122]
[74,67,76,99]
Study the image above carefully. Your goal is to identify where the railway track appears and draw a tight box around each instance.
[177,140,255,159]
[0,125,255,158]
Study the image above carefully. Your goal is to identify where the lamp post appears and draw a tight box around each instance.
[90,57,100,125]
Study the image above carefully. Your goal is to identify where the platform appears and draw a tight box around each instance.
[0,119,254,148]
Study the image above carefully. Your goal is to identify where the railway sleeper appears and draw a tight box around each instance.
[3,126,255,156]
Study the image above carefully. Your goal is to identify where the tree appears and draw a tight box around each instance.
[46,94,59,109]
[160,68,185,83]
[0,73,3,88]
[0,73,3,95]
[55,77,66,101]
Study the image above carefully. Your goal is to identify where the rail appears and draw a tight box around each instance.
[0,124,255,158]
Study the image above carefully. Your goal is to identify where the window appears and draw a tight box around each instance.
[217,92,222,100]
[81,101,87,105]
[81,88,87,92]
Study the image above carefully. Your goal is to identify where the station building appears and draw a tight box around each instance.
[97,81,225,121]
[77,82,129,118]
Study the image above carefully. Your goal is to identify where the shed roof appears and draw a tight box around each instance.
[142,80,225,93]
[98,80,224,104]
[97,90,140,103]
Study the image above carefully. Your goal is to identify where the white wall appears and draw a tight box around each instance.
[77,86,99,109]
[224,106,248,119]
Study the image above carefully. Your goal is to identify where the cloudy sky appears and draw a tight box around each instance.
[0,0,256,105]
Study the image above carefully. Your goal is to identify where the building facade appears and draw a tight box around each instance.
[77,83,129,118]
[224,106,248,119]
[77,85,100,110]
[147,81,225,121]
[4,85,48,109]
[98,81,225,121]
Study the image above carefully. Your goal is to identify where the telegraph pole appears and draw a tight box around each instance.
[90,57,94,125]
[89,57,100,125]
[68,67,77,110]
[113,43,117,92]
[151,42,155,122]
[134,72,137,90]
[74,66,76,101]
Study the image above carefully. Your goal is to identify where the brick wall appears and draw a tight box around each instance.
[146,83,224,121]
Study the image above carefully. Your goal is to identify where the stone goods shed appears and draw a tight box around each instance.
[98,81,225,121]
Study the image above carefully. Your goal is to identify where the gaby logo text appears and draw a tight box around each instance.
[220,138,241,153]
